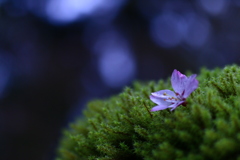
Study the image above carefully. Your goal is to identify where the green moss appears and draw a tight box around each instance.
[56,65,240,160]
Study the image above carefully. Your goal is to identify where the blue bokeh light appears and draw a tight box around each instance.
[183,13,211,47]
[45,0,125,24]
[94,31,136,88]
[150,13,185,48]
[0,53,12,99]
[198,0,229,15]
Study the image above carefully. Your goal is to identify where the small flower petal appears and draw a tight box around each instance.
[171,69,187,94]
[150,95,171,106]
[182,74,199,98]
[151,105,170,112]
[149,69,198,112]
[169,101,185,111]
[150,89,177,105]
[151,89,176,98]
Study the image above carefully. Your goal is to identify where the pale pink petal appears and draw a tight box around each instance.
[150,95,171,106]
[171,69,187,94]
[169,101,185,111]
[182,74,199,98]
[151,105,170,112]
[150,90,177,105]
[151,89,176,98]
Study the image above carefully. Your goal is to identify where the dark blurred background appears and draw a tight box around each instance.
[0,0,240,159]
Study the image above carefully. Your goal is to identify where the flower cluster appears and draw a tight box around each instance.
[150,69,199,111]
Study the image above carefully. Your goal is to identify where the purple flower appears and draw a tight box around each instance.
[150,69,199,112]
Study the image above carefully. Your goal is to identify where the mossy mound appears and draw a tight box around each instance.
[56,65,240,160]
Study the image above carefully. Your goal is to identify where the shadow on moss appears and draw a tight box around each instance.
[56,65,240,160]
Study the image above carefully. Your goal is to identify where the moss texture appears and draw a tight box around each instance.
[56,65,240,160]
